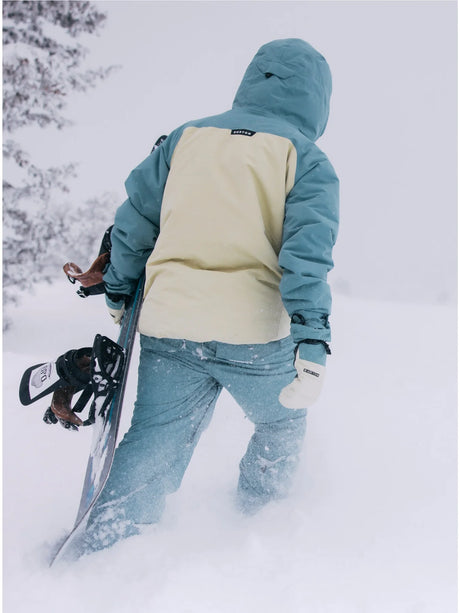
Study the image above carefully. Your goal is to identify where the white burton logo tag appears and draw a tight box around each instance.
[29,362,60,399]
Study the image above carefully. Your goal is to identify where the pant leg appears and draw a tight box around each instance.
[82,336,221,552]
[213,337,307,513]
[237,413,307,513]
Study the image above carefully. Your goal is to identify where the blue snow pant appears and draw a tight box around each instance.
[82,335,307,552]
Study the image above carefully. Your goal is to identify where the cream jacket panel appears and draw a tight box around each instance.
[139,126,297,344]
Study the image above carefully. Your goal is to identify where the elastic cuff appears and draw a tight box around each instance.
[105,295,124,310]
[297,340,328,366]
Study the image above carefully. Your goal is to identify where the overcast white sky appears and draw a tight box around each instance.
[21,1,457,305]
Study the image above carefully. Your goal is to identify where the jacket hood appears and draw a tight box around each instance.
[232,39,332,141]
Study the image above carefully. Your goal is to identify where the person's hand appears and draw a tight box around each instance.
[279,347,325,409]
[105,293,128,325]
[107,304,125,324]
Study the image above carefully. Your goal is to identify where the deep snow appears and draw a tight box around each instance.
[3,279,457,613]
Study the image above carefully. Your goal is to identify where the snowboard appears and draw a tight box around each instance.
[49,275,144,566]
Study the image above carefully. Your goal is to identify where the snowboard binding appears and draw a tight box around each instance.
[19,335,125,431]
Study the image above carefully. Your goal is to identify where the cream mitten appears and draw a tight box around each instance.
[279,351,325,409]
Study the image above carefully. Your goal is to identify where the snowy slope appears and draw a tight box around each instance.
[3,281,457,613]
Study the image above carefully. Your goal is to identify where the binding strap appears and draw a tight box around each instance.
[19,347,92,406]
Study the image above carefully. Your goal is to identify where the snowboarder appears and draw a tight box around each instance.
[81,38,339,554]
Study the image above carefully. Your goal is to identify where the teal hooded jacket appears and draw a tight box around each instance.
[104,39,339,363]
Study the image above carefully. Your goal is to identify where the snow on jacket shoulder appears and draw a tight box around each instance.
[103,38,339,348]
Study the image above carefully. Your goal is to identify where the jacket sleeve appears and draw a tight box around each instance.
[279,152,339,352]
[103,140,171,297]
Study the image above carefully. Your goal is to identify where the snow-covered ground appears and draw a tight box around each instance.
[3,280,457,613]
